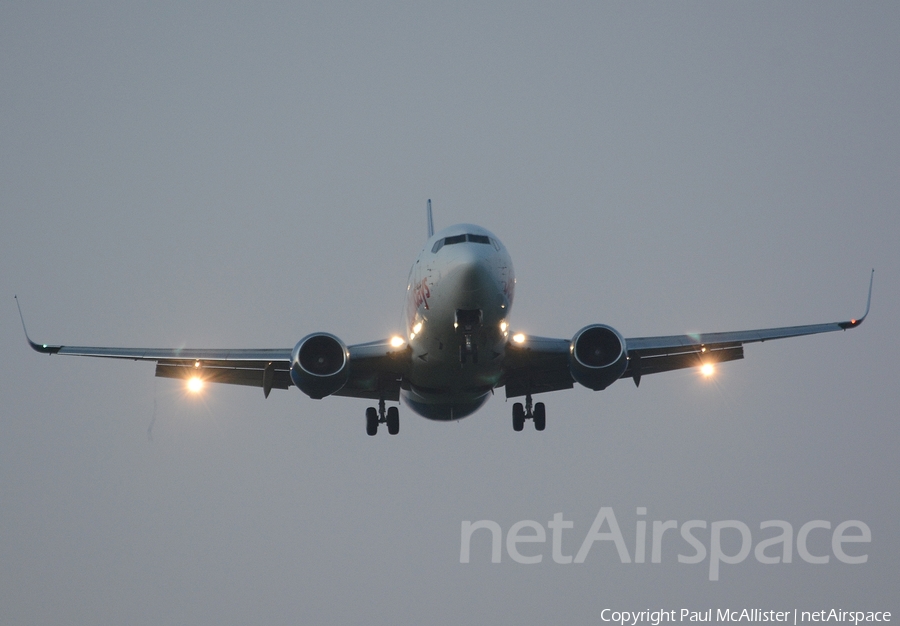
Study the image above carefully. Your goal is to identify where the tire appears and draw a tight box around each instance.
[386,406,400,435]
[512,402,525,432]
[533,402,546,431]
[366,407,378,436]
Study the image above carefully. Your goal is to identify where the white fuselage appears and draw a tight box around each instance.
[401,224,515,420]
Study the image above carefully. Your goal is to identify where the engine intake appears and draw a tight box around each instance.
[569,324,628,391]
[290,333,350,399]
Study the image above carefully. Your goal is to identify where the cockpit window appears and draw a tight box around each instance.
[432,233,493,253]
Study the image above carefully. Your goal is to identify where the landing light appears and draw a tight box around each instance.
[390,336,405,348]
[412,322,423,334]
[187,376,204,393]
[512,333,526,344]
[500,321,508,333]
[700,363,715,377]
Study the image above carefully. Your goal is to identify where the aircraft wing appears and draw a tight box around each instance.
[621,316,865,384]
[503,335,574,398]
[18,300,408,400]
[331,339,408,401]
[504,271,873,397]
[25,340,296,395]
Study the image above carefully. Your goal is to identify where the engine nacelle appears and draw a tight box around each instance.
[568,324,628,391]
[290,333,350,399]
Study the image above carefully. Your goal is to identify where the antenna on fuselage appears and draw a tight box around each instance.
[427,199,434,239]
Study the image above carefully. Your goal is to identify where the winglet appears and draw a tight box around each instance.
[838,269,874,330]
[427,199,434,239]
[14,296,60,354]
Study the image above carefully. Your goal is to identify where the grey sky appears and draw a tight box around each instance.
[1,3,898,624]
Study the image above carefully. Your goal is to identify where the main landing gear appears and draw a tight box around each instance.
[512,394,545,432]
[366,397,399,436]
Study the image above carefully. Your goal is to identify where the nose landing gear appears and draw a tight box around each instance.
[456,309,482,364]
[366,397,400,436]
[459,336,478,364]
[512,393,546,432]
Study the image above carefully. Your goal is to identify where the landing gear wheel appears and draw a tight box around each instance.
[512,402,525,432]
[386,406,400,435]
[533,402,546,431]
[365,407,378,436]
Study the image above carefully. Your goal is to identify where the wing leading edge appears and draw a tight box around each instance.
[18,270,872,402]
[15,297,407,400]
[504,270,873,396]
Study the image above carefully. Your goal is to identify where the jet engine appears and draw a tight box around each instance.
[290,333,350,399]
[568,324,628,391]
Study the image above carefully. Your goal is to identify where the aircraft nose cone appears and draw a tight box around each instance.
[445,251,494,294]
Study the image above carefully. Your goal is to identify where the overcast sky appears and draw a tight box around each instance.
[1,3,898,624]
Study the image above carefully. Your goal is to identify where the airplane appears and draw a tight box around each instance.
[18,201,873,435]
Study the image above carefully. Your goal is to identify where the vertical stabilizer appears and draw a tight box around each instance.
[427,199,434,239]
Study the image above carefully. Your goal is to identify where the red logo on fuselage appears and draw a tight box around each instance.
[413,277,431,310]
